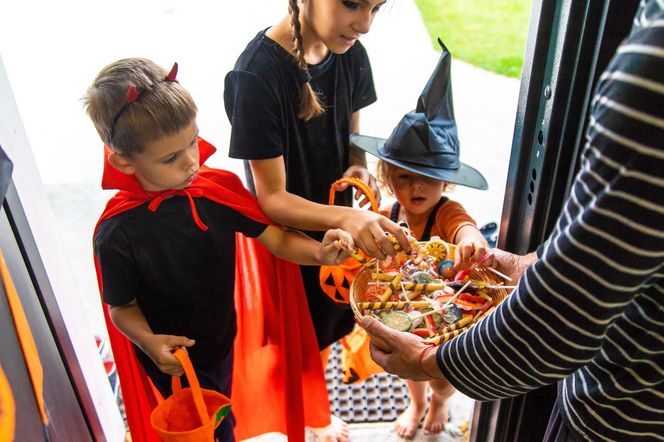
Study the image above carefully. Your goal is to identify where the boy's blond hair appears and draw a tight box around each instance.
[83,58,197,156]
[376,159,453,196]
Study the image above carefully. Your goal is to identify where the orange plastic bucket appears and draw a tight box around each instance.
[151,349,231,442]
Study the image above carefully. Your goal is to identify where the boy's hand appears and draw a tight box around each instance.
[140,334,195,376]
[320,229,355,265]
[454,226,490,270]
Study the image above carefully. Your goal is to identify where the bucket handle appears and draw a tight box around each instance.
[171,348,208,425]
[328,177,379,213]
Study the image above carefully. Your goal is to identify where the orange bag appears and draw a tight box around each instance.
[340,327,383,384]
[0,362,15,442]
[151,349,231,442]
[318,178,384,383]
[319,177,378,304]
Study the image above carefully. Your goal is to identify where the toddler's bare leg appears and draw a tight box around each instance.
[423,378,455,435]
[394,379,427,439]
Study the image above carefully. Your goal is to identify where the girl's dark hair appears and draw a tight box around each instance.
[288,0,325,121]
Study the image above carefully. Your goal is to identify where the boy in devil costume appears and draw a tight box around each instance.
[84,58,351,442]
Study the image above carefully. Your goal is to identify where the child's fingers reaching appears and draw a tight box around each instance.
[336,230,355,254]
[357,227,391,260]
[470,245,490,263]
[379,219,411,253]
[321,229,355,264]
[476,251,494,267]
[454,236,491,270]
[453,243,473,269]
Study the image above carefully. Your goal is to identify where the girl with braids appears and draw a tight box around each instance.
[225,0,406,440]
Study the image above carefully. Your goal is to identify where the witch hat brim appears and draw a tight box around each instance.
[351,38,488,191]
[351,133,488,190]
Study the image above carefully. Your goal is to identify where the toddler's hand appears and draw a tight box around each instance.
[141,334,195,376]
[454,230,490,271]
[320,229,355,265]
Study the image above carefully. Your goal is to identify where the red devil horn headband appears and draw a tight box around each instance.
[165,62,178,81]
[108,62,179,143]
[126,85,141,103]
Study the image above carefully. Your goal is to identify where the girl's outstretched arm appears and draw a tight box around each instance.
[249,157,410,259]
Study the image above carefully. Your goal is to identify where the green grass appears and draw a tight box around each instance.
[414,0,532,78]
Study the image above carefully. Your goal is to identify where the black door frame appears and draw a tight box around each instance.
[1,173,104,440]
[471,0,640,440]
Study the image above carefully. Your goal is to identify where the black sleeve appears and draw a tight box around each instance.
[435,23,664,400]
[94,222,140,306]
[232,209,269,239]
[351,43,377,112]
[204,198,269,238]
[225,70,285,160]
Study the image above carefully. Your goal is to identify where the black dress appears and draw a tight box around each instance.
[225,30,377,349]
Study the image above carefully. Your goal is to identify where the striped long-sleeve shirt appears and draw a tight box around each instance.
[437,2,664,440]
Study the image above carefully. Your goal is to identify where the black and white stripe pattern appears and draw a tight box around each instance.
[437,2,664,440]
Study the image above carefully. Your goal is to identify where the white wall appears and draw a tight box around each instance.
[0,55,125,441]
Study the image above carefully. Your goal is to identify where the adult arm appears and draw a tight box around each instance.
[364,29,664,399]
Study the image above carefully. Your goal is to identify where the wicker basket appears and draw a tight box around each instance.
[350,263,511,343]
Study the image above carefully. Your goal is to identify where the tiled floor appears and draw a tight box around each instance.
[245,342,473,442]
[246,390,472,442]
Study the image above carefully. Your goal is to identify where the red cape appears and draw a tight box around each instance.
[93,138,330,441]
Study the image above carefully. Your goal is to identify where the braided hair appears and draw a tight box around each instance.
[288,0,325,120]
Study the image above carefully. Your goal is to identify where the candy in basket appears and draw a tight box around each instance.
[348,237,514,345]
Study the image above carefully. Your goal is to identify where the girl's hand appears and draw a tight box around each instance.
[454,226,490,270]
[320,229,355,265]
[140,334,195,376]
[341,210,411,260]
[337,165,382,208]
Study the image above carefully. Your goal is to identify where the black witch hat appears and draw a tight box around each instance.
[351,38,488,190]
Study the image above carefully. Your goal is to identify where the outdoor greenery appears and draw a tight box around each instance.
[414,0,532,78]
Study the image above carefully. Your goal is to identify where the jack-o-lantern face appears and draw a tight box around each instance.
[319,257,363,303]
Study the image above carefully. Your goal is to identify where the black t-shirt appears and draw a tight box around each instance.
[225,30,377,208]
[224,31,377,349]
[94,196,267,369]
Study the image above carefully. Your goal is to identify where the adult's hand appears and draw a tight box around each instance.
[341,210,411,260]
[337,165,381,208]
[360,316,445,382]
[490,249,538,282]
